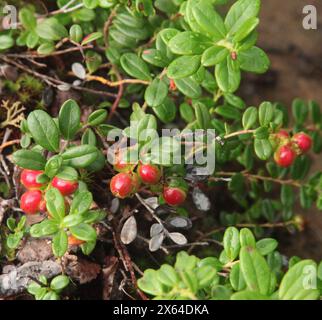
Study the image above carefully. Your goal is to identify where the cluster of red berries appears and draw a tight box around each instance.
[273,131,312,168]
[20,169,78,214]
[110,161,187,206]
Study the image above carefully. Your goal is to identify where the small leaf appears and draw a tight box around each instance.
[88,109,108,126]
[52,230,68,257]
[72,63,86,79]
[168,232,188,245]
[145,78,168,107]
[121,216,137,245]
[149,233,165,252]
[242,106,257,129]
[59,99,81,140]
[13,150,46,170]
[223,227,240,261]
[120,53,152,81]
[50,275,70,291]
[62,145,99,168]
[70,223,97,242]
[27,110,59,152]
[167,55,201,80]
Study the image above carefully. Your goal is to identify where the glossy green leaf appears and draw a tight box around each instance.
[12,150,46,170]
[215,58,241,93]
[27,110,59,152]
[70,223,97,242]
[242,106,257,129]
[201,46,229,67]
[36,18,68,41]
[254,139,272,160]
[223,227,240,261]
[168,55,201,80]
[145,78,168,107]
[62,145,99,168]
[239,47,270,74]
[52,230,68,257]
[45,188,65,221]
[58,99,81,140]
[120,53,152,81]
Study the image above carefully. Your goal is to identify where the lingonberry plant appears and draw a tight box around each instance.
[0,0,321,300]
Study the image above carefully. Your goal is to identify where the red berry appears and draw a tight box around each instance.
[20,169,45,190]
[292,132,312,153]
[276,130,289,139]
[163,187,186,206]
[51,177,78,196]
[20,190,43,214]
[110,172,140,198]
[138,164,161,185]
[274,145,296,168]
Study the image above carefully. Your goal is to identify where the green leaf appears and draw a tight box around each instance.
[145,78,168,107]
[201,46,229,67]
[50,275,70,291]
[27,110,59,152]
[223,227,240,261]
[230,262,246,291]
[0,35,14,50]
[138,269,164,296]
[279,260,319,300]
[85,50,102,74]
[190,0,226,41]
[194,102,211,129]
[70,223,97,242]
[88,109,108,126]
[69,24,83,43]
[58,99,81,140]
[281,185,294,208]
[30,219,59,237]
[233,17,259,43]
[36,18,68,41]
[239,228,256,247]
[225,0,261,35]
[81,128,97,146]
[157,265,179,287]
[69,191,93,215]
[292,99,308,125]
[45,155,63,178]
[180,270,198,293]
[52,230,68,257]
[259,101,274,126]
[168,31,212,55]
[174,77,202,99]
[152,97,176,124]
[254,139,272,160]
[37,42,55,55]
[240,246,272,295]
[215,105,241,120]
[196,265,218,288]
[56,166,78,181]
[7,232,23,249]
[81,32,103,45]
[142,49,169,68]
[167,55,201,80]
[19,8,37,29]
[83,0,99,9]
[239,47,270,74]
[242,106,257,129]
[231,290,270,300]
[45,188,65,221]
[309,100,321,125]
[120,53,152,81]
[12,150,46,170]
[61,145,99,168]
[180,103,195,123]
[256,238,278,256]
[215,57,241,93]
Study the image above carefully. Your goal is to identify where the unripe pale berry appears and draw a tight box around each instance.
[110,172,140,198]
[20,169,45,190]
[274,145,296,168]
[51,177,78,196]
[163,187,187,206]
[20,190,43,214]
[292,132,312,154]
[138,164,161,185]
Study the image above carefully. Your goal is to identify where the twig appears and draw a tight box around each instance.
[86,75,150,87]
[108,66,124,121]
[213,171,302,188]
